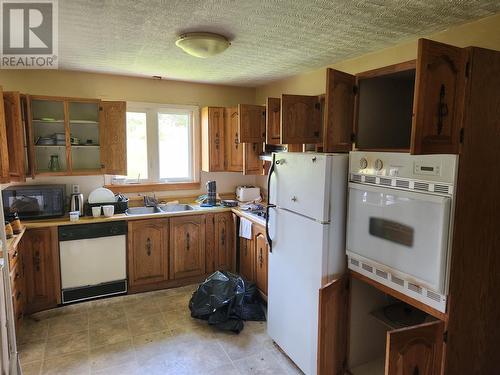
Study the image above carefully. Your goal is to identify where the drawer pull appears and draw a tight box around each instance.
[146,238,152,256]
[221,228,225,246]
[33,251,41,272]
[186,233,190,251]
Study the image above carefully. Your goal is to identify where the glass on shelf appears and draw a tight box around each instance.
[34,145,67,173]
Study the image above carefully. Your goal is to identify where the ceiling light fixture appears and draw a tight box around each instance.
[175,32,230,58]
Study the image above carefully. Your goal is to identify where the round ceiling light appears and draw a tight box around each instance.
[175,32,230,58]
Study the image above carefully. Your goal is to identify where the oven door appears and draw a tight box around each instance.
[347,183,451,293]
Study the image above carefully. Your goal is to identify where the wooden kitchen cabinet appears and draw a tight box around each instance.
[224,107,243,172]
[128,219,169,289]
[238,104,266,143]
[214,212,234,271]
[243,142,263,175]
[266,97,281,145]
[281,94,322,144]
[3,91,27,181]
[21,227,61,314]
[100,100,127,175]
[239,236,255,282]
[170,215,206,280]
[411,39,467,155]
[9,237,27,330]
[202,106,225,172]
[0,86,10,183]
[254,228,268,296]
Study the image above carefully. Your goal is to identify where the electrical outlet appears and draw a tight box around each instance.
[72,184,80,194]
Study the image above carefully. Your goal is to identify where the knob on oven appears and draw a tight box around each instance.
[359,158,368,169]
[374,159,383,171]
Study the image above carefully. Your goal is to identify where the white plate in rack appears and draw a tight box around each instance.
[88,187,115,204]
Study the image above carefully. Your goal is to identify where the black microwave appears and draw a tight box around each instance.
[2,185,66,220]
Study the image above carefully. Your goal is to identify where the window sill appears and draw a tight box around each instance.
[104,182,201,194]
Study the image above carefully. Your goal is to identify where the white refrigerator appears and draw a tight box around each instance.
[266,152,348,375]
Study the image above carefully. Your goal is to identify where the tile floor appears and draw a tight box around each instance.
[17,284,303,375]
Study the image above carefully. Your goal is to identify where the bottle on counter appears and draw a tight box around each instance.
[6,212,22,234]
[4,221,13,239]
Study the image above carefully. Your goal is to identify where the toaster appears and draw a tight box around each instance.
[236,186,261,202]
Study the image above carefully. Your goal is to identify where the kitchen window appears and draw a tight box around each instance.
[117,102,199,187]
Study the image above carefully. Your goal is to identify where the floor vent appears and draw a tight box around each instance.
[376,269,388,279]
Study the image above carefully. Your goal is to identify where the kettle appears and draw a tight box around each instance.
[70,193,84,216]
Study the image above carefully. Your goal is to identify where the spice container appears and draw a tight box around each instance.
[6,212,22,234]
[4,221,13,239]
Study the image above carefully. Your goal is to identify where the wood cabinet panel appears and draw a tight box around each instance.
[318,276,349,375]
[214,212,234,271]
[239,237,254,282]
[385,321,444,375]
[254,230,268,296]
[224,107,243,172]
[170,215,206,279]
[0,86,10,183]
[411,39,467,154]
[238,104,266,143]
[3,91,26,181]
[128,219,169,287]
[243,142,263,175]
[202,107,225,172]
[10,246,26,328]
[22,227,61,314]
[324,69,355,152]
[100,101,127,175]
[266,97,281,145]
[281,94,322,144]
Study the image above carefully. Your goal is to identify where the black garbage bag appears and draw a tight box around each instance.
[189,270,266,334]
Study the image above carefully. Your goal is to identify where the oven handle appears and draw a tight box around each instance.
[266,153,276,253]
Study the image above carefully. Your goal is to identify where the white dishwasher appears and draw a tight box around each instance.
[58,221,127,304]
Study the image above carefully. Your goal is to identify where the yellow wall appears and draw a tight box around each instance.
[0,69,255,107]
[255,13,500,102]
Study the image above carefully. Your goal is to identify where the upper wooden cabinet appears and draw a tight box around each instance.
[266,97,281,145]
[21,227,61,314]
[323,69,355,153]
[3,91,27,181]
[170,215,206,280]
[243,142,263,175]
[201,106,225,172]
[238,104,266,143]
[224,107,243,172]
[128,219,169,288]
[100,101,127,175]
[281,94,322,144]
[0,86,10,183]
[324,39,467,155]
[411,39,467,154]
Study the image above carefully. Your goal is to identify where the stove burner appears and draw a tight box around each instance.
[248,210,267,220]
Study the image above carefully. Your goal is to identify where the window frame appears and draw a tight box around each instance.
[118,101,200,186]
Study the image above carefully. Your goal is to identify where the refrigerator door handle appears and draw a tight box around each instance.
[266,153,277,252]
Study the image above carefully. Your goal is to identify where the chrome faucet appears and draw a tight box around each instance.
[143,194,159,207]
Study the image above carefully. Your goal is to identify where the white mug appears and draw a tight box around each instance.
[92,206,102,218]
[102,205,114,217]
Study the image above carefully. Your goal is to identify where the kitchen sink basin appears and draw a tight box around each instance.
[125,206,163,215]
[125,204,194,216]
[158,204,194,212]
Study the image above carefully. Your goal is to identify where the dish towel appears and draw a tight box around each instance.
[239,218,253,240]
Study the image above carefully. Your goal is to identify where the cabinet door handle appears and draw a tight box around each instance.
[33,251,40,272]
[437,84,448,135]
[234,132,239,149]
[244,241,247,256]
[15,291,21,301]
[215,133,220,150]
[221,228,225,246]
[413,366,419,375]
[186,232,190,251]
[146,238,152,256]
[259,247,263,267]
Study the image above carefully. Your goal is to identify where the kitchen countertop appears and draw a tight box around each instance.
[22,204,267,229]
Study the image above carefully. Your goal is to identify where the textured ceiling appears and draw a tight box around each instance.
[59,0,500,86]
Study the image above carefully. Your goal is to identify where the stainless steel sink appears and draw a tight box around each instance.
[125,206,163,215]
[125,204,194,215]
[158,204,194,212]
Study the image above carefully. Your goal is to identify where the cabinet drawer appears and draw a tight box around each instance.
[11,287,24,323]
[10,259,23,287]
